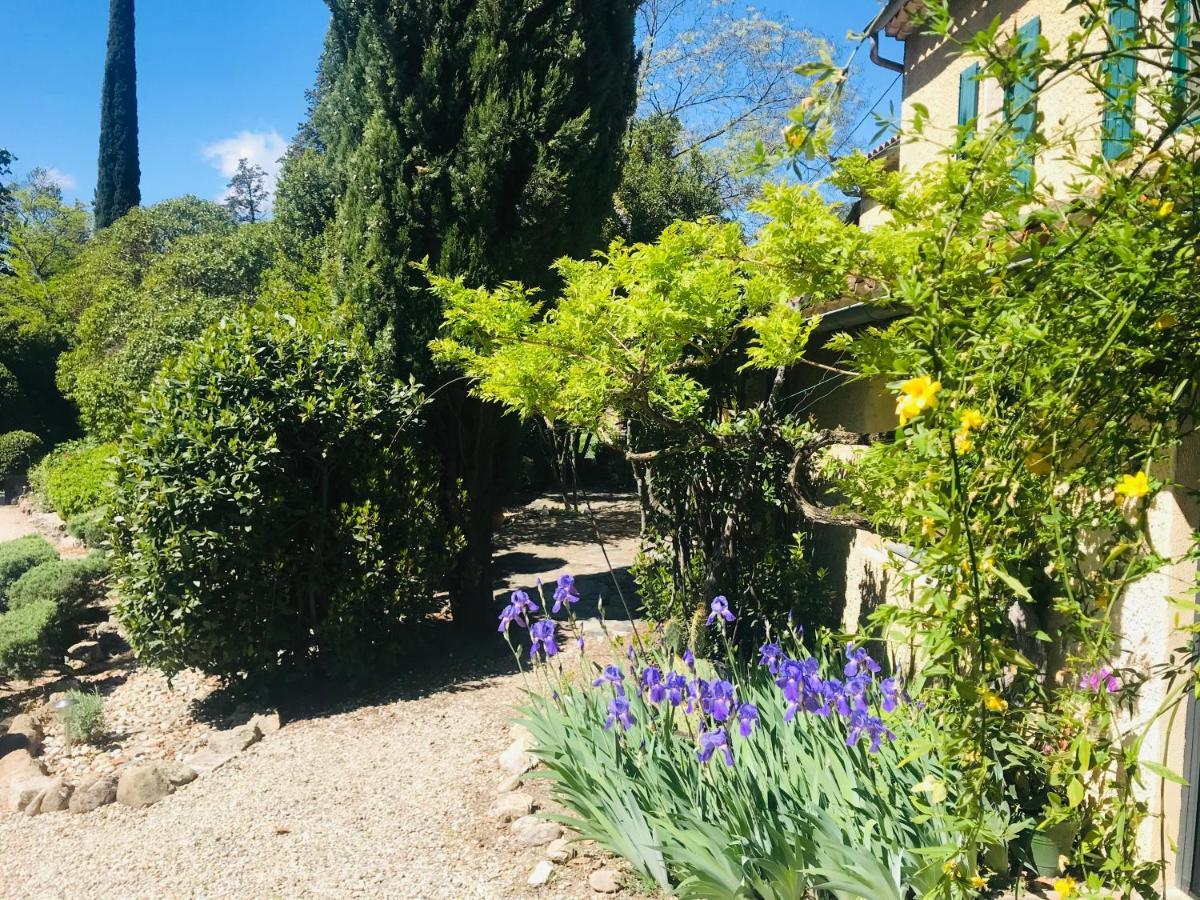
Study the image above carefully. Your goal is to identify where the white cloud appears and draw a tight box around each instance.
[41,168,76,191]
[201,129,287,208]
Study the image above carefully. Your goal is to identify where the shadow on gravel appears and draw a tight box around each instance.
[494,502,640,549]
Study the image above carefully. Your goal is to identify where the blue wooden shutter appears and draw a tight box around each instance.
[1174,0,1195,114]
[1103,0,1138,159]
[957,63,980,142]
[1005,17,1041,186]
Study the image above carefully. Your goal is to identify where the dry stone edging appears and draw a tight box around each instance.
[69,775,116,814]
[489,791,535,822]
[589,867,622,894]
[511,815,563,847]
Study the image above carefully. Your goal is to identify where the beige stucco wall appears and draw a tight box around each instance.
[839,0,1200,886]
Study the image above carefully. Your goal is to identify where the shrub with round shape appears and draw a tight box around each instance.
[0,598,60,679]
[66,507,109,549]
[0,430,44,485]
[28,441,117,518]
[110,309,451,682]
[7,555,109,616]
[0,535,58,606]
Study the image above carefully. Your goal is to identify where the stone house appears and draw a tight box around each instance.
[803,0,1200,891]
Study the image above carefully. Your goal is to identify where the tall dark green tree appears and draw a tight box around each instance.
[322,0,639,628]
[95,0,141,229]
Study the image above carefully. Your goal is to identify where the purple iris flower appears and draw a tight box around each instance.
[592,665,626,692]
[498,589,539,632]
[529,620,558,659]
[1080,668,1119,693]
[776,657,826,720]
[552,574,581,613]
[842,673,872,716]
[844,644,881,678]
[702,679,736,724]
[736,703,759,738]
[759,642,783,674]
[697,729,735,766]
[641,666,666,704]
[846,709,894,753]
[686,678,708,715]
[683,649,695,671]
[664,672,688,707]
[881,676,902,713]
[604,694,635,731]
[706,595,735,627]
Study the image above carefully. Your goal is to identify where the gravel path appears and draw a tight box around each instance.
[0,503,36,543]
[0,495,649,899]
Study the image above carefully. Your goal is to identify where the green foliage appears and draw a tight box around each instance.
[57,689,106,746]
[0,430,44,483]
[0,598,59,680]
[7,555,109,615]
[66,507,109,549]
[55,199,279,437]
[109,308,452,682]
[610,114,724,244]
[522,637,962,897]
[29,441,117,519]
[0,536,58,606]
[95,0,140,229]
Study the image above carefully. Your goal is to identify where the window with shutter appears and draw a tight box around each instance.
[957,63,980,144]
[1004,17,1041,186]
[1173,0,1199,121]
[1102,0,1139,159]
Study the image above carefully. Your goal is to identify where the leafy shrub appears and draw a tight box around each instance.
[0,598,60,679]
[0,430,44,483]
[66,507,109,549]
[110,309,452,682]
[0,535,58,605]
[514,600,968,897]
[29,441,117,518]
[57,689,106,746]
[7,554,109,614]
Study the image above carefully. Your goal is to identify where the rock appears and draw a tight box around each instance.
[117,764,173,808]
[510,723,536,752]
[0,748,46,783]
[23,777,70,816]
[6,774,56,813]
[489,792,535,822]
[207,723,262,756]
[158,761,197,787]
[96,630,130,657]
[69,776,117,813]
[183,748,235,776]
[546,837,576,863]
[496,772,524,794]
[589,868,622,893]
[511,815,563,847]
[248,711,281,735]
[499,743,538,776]
[65,640,102,663]
[527,860,554,887]
[7,714,43,755]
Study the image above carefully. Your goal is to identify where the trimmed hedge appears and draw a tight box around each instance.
[0,536,58,605]
[0,598,60,679]
[0,430,44,483]
[29,441,117,518]
[66,507,109,549]
[7,554,109,614]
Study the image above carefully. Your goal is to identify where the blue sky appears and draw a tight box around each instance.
[0,1,900,207]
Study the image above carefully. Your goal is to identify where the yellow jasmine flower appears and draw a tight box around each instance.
[954,432,975,454]
[1114,470,1150,501]
[983,691,1008,712]
[1158,199,1175,218]
[1156,312,1178,329]
[913,774,948,802]
[970,874,989,890]
[1025,450,1053,476]
[959,408,984,431]
[1053,876,1079,898]
[942,859,958,875]
[895,375,941,426]
[921,516,937,538]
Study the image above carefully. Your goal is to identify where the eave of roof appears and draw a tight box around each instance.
[867,0,926,40]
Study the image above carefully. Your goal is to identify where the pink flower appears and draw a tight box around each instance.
[1079,668,1119,693]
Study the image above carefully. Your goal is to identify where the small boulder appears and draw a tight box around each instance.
[248,711,282,735]
[546,837,576,863]
[512,815,563,847]
[527,860,554,887]
[7,714,43,755]
[489,792,535,822]
[69,775,117,814]
[65,640,103,663]
[589,868,622,894]
[6,774,56,814]
[207,723,262,756]
[510,723,536,752]
[495,772,524,794]
[183,748,235,776]
[158,761,198,787]
[499,743,538,776]
[24,777,70,816]
[0,748,46,783]
[117,764,173,808]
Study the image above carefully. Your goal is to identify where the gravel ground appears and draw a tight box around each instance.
[0,494,652,900]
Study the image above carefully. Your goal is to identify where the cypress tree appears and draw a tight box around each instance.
[323,0,638,628]
[95,0,141,229]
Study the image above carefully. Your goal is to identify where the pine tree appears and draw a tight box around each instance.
[322,0,639,628]
[225,158,270,223]
[95,0,141,229]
